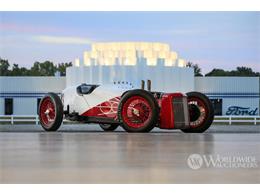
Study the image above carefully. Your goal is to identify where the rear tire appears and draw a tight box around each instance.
[99,123,119,132]
[39,93,63,131]
[181,92,214,133]
[118,89,159,133]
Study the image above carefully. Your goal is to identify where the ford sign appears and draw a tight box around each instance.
[226,106,258,115]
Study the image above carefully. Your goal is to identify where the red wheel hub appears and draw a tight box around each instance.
[188,97,208,128]
[122,96,152,128]
[39,97,56,127]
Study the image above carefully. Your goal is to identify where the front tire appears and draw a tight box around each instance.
[181,92,214,133]
[99,123,119,132]
[118,89,159,133]
[39,93,63,131]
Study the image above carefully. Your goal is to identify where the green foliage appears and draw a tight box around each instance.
[205,68,227,76]
[205,66,260,77]
[186,62,203,76]
[0,58,11,76]
[186,61,259,77]
[56,62,73,76]
[0,58,72,76]
[30,61,56,76]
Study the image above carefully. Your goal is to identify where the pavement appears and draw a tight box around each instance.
[0,125,259,183]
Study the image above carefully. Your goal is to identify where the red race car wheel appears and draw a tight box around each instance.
[188,97,208,128]
[39,93,63,131]
[122,96,152,128]
[40,97,56,127]
[182,92,214,133]
[118,89,159,133]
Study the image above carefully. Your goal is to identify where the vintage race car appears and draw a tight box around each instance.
[38,81,214,133]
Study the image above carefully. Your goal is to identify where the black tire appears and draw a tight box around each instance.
[181,92,214,133]
[118,89,159,133]
[38,92,63,131]
[99,123,119,132]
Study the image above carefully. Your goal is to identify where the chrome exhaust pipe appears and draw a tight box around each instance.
[141,80,145,90]
[147,79,151,91]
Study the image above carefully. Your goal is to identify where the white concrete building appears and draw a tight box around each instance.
[195,77,260,116]
[0,76,259,116]
[0,77,66,115]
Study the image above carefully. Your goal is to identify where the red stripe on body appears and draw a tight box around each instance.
[81,97,121,119]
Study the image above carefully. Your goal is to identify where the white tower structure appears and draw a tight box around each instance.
[81,42,185,67]
[67,42,194,92]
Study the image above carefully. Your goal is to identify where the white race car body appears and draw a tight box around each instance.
[62,83,133,118]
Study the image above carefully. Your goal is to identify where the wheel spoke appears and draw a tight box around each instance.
[122,96,152,128]
[188,97,208,128]
[39,97,56,127]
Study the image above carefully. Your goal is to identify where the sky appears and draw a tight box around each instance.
[0,12,259,74]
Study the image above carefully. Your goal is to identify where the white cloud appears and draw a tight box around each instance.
[33,35,92,45]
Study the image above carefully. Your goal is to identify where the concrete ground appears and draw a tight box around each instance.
[0,125,259,183]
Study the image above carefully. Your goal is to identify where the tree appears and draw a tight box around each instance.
[56,62,73,76]
[0,58,10,76]
[19,67,30,76]
[0,58,73,76]
[11,64,20,76]
[9,64,29,76]
[30,61,56,76]
[231,66,259,76]
[205,68,227,76]
[186,62,203,76]
[205,66,260,76]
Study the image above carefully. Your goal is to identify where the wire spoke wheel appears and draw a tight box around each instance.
[118,89,159,133]
[40,97,56,127]
[38,93,63,131]
[181,92,214,133]
[188,97,208,128]
[122,96,152,128]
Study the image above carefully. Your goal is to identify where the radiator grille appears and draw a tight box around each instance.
[172,97,189,129]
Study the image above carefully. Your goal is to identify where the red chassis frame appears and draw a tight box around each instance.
[76,92,188,129]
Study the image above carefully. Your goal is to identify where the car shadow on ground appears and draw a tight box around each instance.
[0,125,259,134]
